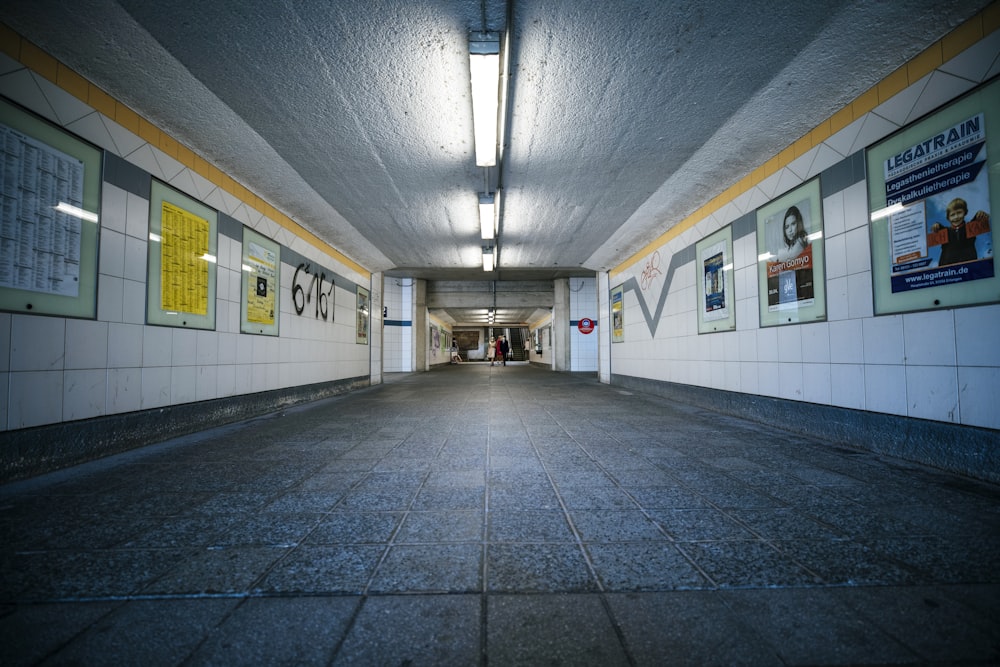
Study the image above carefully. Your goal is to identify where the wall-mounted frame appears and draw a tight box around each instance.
[756,178,826,327]
[356,285,370,344]
[0,97,102,318]
[696,225,736,333]
[146,179,217,329]
[867,78,998,315]
[611,283,624,342]
[240,226,280,335]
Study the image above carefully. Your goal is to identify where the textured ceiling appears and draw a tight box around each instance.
[1,0,989,324]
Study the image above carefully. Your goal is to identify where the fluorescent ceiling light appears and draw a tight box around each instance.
[479,193,495,240]
[54,202,98,223]
[482,245,495,272]
[870,202,905,221]
[469,32,500,167]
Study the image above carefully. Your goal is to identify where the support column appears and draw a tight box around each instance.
[369,272,383,385]
[552,278,571,372]
[598,271,611,384]
[414,279,427,371]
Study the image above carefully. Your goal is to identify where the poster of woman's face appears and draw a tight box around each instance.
[756,178,826,327]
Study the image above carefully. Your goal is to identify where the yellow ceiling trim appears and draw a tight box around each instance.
[611,3,998,279]
[1,23,371,281]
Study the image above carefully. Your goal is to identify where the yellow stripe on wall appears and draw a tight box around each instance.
[0,22,371,281]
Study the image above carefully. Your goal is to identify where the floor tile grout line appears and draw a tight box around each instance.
[360,467,432,596]
[530,406,607,594]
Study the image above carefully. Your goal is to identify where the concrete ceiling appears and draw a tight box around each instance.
[2,0,989,325]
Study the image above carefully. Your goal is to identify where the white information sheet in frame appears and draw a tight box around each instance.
[0,97,101,318]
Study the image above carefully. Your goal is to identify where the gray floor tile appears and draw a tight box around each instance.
[142,545,289,595]
[648,508,757,541]
[569,509,667,542]
[254,544,384,594]
[830,585,1000,663]
[723,588,922,665]
[487,543,598,592]
[488,509,576,542]
[606,591,783,666]
[0,601,120,667]
[677,540,823,588]
[305,511,403,545]
[189,596,358,666]
[587,542,710,591]
[368,543,482,593]
[487,594,631,666]
[46,598,240,666]
[334,595,480,665]
[2,366,997,665]
[395,510,483,543]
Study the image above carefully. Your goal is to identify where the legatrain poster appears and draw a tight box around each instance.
[883,113,992,292]
[867,79,999,315]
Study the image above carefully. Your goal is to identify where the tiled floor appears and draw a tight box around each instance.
[1,364,998,665]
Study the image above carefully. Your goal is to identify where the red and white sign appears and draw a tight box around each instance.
[577,317,595,334]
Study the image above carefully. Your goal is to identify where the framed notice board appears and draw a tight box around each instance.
[0,97,102,318]
[240,226,280,335]
[356,285,370,344]
[146,179,218,329]
[756,178,826,327]
[696,225,736,333]
[867,78,999,315]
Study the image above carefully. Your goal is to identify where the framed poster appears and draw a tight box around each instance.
[146,180,218,329]
[696,226,736,333]
[611,283,624,342]
[756,178,826,327]
[240,227,280,335]
[867,78,998,315]
[356,285,370,344]
[0,97,102,318]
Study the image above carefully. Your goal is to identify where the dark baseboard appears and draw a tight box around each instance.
[611,374,1000,485]
[0,376,369,484]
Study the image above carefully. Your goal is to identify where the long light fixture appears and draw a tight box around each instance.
[482,245,495,272]
[479,192,496,240]
[469,31,500,167]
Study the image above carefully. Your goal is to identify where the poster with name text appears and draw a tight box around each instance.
[756,178,825,327]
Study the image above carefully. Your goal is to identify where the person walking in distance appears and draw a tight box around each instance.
[499,335,510,366]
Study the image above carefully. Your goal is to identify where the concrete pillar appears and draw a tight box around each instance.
[597,271,611,384]
[414,279,427,371]
[369,272,383,385]
[552,278,571,372]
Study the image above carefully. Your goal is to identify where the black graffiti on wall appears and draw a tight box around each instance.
[292,263,335,320]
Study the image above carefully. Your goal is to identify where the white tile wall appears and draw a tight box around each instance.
[570,278,598,371]
[610,34,1000,430]
[0,55,374,432]
[383,279,412,372]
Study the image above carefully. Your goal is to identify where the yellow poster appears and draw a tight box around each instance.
[246,240,276,324]
[160,201,209,315]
